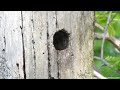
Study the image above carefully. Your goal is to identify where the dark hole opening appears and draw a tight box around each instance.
[16,63,19,67]
[53,29,69,50]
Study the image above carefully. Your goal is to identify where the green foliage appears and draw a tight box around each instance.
[105,56,120,69]
[95,11,120,37]
[95,11,120,78]
[94,60,120,78]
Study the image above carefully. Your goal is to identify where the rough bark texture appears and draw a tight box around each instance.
[0,11,94,79]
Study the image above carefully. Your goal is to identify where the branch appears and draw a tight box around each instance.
[94,56,113,68]
[95,23,104,31]
[95,17,120,51]
[101,11,112,59]
[107,37,120,51]
[95,32,109,39]
[93,70,107,79]
[95,33,120,51]
[94,56,120,74]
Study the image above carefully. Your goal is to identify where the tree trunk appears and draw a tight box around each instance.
[0,11,94,79]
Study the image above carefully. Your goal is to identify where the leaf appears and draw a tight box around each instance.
[108,24,115,36]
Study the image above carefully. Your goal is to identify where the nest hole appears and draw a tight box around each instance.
[53,29,69,50]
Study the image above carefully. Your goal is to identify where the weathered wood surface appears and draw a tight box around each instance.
[0,11,24,79]
[0,11,94,79]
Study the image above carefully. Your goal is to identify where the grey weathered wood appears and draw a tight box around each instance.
[0,11,24,79]
[22,11,48,79]
[48,11,94,79]
[47,11,58,79]
[0,11,94,79]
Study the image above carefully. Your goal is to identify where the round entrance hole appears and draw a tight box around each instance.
[53,29,69,50]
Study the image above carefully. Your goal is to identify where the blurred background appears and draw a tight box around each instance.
[94,11,120,79]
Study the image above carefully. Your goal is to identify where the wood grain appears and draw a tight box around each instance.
[0,11,94,79]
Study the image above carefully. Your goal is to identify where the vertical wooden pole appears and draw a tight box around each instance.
[0,11,94,79]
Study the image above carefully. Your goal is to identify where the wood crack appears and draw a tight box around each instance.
[2,23,6,53]
[31,12,36,78]
[20,11,26,79]
[46,12,52,79]
[55,11,60,79]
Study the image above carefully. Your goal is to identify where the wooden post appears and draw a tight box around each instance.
[0,11,94,79]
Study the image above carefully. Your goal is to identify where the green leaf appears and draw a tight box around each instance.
[108,24,115,36]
